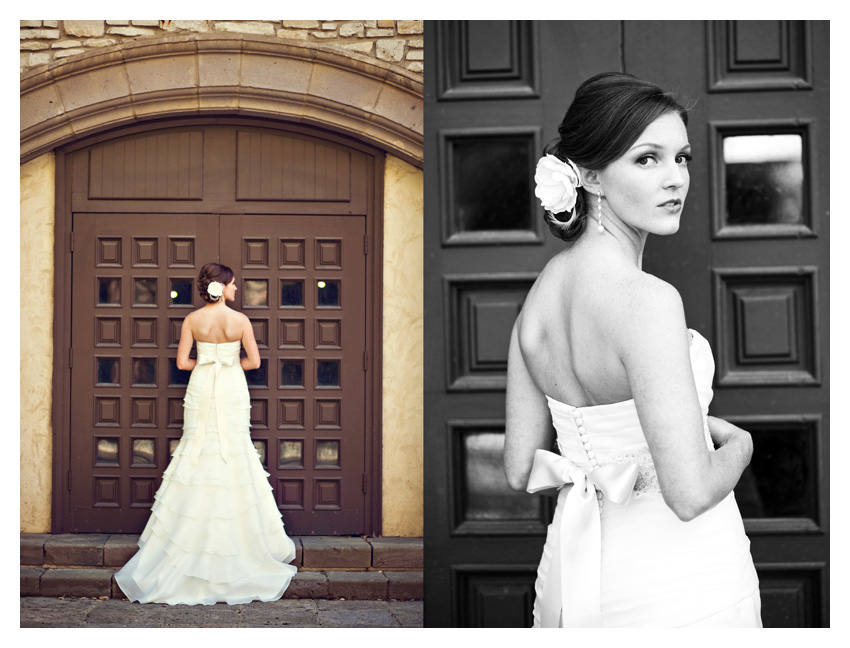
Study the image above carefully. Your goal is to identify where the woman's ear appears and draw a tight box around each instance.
[579,167,601,192]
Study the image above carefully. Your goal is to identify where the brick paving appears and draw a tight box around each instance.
[20,597,423,628]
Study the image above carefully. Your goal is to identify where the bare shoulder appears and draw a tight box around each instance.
[231,308,251,324]
[600,269,687,354]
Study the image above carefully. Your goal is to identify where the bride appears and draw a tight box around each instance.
[504,73,762,627]
[115,262,297,605]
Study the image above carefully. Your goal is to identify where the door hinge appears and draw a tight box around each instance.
[69,348,73,368]
[363,233,368,255]
[362,473,368,494]
[67,470,72,491]
[363,349,368,371]
[69,231,74,252]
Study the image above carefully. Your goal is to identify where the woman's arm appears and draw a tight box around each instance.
[504,318,555,492]
[240,315,261,371]
[618,278,751,521]
[176,316,196,371]
[707,415,753,470]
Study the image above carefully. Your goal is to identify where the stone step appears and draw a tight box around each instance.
[21,534,423,601]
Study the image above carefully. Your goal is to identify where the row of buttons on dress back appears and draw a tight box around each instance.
[570,406,605,511]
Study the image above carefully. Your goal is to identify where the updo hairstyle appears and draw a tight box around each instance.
[545,72,689,241]
[197,262,234,303]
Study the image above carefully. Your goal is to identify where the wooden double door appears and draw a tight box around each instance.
[57,122,380,536]
[424,20,829,627]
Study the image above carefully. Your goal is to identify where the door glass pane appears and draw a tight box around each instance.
[281,280,304,307]
[280,440,304,468]
[244,279,268,307]
[245,359,268,388]
[169,278,193,305]
[98,278,121,305]
[735,425,816,519]
[317,360,340,387]
[96,358,120,385]
[316,280,339,307]
[316,440,340,468]
[132,358,157,386]
[168,358,190,387]
[724,134,804,225]
[134,278,157,305]
[96,438,119,465]
[464,431,538,521]
[168,439,180,456]
[132,439,155,466]
[281,360,304,387]
[451,135,534,232]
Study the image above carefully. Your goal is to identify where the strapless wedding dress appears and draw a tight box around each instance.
[115,341,297,605]
[527,329,761,627]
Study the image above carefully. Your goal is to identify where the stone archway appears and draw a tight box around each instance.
[20,32,423,167]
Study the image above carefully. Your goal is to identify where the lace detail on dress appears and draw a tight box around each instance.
[605,447,660,496]
[604,417,715,497]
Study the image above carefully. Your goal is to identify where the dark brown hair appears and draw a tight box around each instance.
[544,72,689,241]
[197,262,234,303]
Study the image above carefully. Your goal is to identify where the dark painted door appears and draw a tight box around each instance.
[62,124,376,536]
[424,20,829,627]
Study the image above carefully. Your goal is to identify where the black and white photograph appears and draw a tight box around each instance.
[423,19,829,628]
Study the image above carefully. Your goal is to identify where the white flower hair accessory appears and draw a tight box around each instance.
[207,281,224,299]
[534,154,583,226]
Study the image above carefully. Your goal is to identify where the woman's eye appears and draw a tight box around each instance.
[677,154,692,165]
[637,155,655,166]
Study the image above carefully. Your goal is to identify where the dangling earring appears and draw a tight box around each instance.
[596,191,604,233]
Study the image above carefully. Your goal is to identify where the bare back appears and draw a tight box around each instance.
[517,242,660,407]
[186,304,249,343]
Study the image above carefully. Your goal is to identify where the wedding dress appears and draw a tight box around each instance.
[527,329,761,627]
[115,341,297,605]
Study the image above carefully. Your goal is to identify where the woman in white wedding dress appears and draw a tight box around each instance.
[115,262,297,605]
[504,73,762,627]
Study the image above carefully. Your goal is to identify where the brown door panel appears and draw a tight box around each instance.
[220,214,368,535]
[70,212,219,532]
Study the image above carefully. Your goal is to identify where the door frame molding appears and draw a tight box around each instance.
[21,33,423,169]
[52,116,384,535]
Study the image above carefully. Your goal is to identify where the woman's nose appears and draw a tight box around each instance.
[665,162,687,188]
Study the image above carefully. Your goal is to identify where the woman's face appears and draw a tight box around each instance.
[596,111,691,237]
[223,278,237,302]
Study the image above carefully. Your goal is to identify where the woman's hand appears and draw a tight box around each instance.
[707,416,751,450]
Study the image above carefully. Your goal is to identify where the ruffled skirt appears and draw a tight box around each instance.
[114,363,296,605]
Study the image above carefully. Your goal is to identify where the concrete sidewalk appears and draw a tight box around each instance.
[20,596,423,628]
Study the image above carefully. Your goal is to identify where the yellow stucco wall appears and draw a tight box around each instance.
[381,156,424,537]
[20,153,55,532]
[18,152,424,537]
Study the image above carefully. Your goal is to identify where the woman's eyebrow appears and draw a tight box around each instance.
[628,141,692,153]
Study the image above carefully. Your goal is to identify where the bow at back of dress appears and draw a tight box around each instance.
[190,340,243,466]
[527,329,717,627]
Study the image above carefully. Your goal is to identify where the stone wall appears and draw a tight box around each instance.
[20,153,55,533]
[20,20,424,74]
